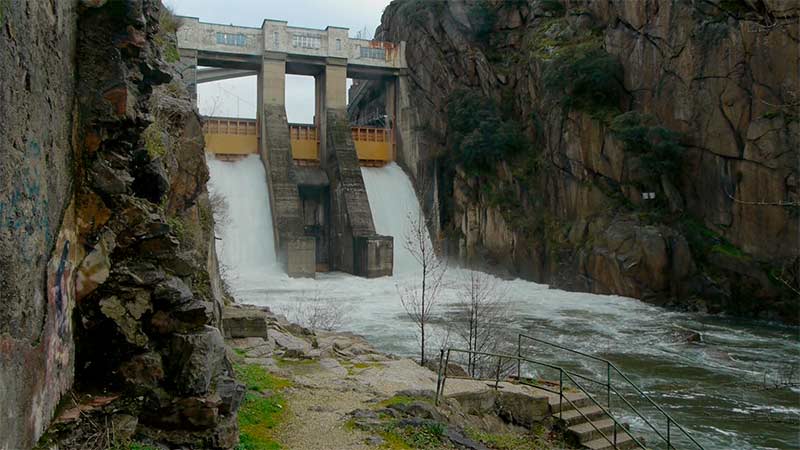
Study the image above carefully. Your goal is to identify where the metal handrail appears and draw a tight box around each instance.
[436,348,648,450]
[517,333,705,450]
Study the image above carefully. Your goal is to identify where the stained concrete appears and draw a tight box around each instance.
[0,2,79,448]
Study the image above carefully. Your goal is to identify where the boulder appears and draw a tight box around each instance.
[167,326,226,396]
[154,276,194,305]
[215,376,245,416]
[119,352,164,388]
[222,307,269,339]
[271,329,312,353]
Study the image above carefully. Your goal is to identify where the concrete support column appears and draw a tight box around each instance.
[385,78,398,161]
[261,52,286,106]
[314,74,323,157]
[319,58,347,163]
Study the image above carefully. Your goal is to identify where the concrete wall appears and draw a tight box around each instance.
[0,2,79,449]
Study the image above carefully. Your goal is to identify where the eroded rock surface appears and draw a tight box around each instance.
[351,0,799,322]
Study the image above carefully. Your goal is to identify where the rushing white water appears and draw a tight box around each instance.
[206,155,279,283]
[206,155,799,450]
[361,162,431,274]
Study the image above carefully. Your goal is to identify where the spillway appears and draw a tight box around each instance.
[206,154,279,290]
[206,155,800,450]
[361,162,431,275]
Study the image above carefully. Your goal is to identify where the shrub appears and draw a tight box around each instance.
[540,0,566,16]
[609,111,684,180]
[447,89,529,174]
[468,0,496,41]
[543,45,625,117]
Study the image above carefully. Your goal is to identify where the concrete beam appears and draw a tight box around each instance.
[196,68,257,84]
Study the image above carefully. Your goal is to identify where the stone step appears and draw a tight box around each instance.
[548,392,594,413]
[569,418,627,443]
[581,432,639,450]
[558,405,608,426]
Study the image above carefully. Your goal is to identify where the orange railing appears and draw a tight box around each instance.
[202,116,392,164]
[203,117,258,155]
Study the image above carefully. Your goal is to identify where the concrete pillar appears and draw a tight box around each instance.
[324,59,347,110]
[385,78,398,161]
[261,52,286,106]
[318,58,347,162]
[315,74,324,158]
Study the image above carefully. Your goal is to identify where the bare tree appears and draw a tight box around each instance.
[398,208,447,366]
[453,270,509,377]
[283,291,351,332]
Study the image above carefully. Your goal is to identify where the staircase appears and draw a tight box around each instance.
[436,339,706,450]
[549,395,638,450]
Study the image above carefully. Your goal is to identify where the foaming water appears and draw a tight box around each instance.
[207,156,799,450]
[361,162,431,274]
[206,155,279,284]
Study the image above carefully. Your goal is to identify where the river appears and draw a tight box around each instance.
[207,155,799,450]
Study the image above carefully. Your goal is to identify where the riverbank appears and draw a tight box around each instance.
[224,305,570,450]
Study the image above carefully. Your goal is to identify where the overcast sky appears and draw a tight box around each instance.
[165,0,392,122]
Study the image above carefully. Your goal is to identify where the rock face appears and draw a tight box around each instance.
[352,0,799,322]
[1,1,241,448]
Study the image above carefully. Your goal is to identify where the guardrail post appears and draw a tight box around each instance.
[607,362,611,409]
[435,349,444,405]
[614,422,618,447]
[438,349,450,406]
[495,356,502,390]
[559,369,564,420]
[667,417,671,450]
[516,334,522,381]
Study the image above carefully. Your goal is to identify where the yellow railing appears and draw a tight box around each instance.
[351,126,393,165]
[203,118,258,155]
[289,123,319,161]
[203,117,393,165]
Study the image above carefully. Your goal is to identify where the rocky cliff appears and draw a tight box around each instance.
[1,1,241,448]
[352,0,799,322]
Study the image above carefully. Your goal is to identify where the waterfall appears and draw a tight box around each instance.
[206,154,279,288]
[361,162,431,275]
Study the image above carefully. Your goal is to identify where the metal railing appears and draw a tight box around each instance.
[517,334,705,450]
[435,348,648,449]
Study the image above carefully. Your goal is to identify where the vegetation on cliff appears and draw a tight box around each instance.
[365,0,800,322]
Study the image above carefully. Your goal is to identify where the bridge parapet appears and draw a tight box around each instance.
[177,17,405,71]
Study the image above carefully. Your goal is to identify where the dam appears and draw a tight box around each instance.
[183,15,800,450]
[177,16,406,278]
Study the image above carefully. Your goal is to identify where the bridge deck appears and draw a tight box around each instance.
[178,17,405,77]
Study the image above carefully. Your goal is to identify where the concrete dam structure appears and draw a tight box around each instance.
[176,16,408,278]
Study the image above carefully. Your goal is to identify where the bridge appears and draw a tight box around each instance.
[177,17,406,279]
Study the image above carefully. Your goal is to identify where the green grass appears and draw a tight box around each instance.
[465,426,556,450]
[376,394,433,409]
[127,444,160,450]
[379,421,448,449]
[235,363,291,392]
[234,364,291,450]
